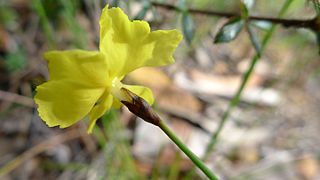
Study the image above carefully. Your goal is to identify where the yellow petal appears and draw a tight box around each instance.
[44,50,109,87]
[99,5,182,77]
[123,84,154,105]
[144,30,183,67]
[100,6,150,45]
[87,93,113,133]
[35,81,105,128]
[111,97,123,109]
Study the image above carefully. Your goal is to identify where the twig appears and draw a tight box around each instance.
[203,0,295,161]
[0,130,81,177]
[0,90,34,108]
[158,104,211,134]
[151,1,318,30]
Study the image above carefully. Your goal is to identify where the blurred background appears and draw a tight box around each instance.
[0,0,319,179]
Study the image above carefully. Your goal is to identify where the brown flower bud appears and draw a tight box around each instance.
[120,88,160,126]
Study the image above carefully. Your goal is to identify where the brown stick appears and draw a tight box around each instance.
[0,90,34,108]
[151,1,317,30]
[0,130,81,177]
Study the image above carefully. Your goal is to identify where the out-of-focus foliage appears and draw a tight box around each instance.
[97,110,143,179]
[214,17,245,43]
[247,24,262,56]
[310,0,320,15]
[32,0,55,47]
[0,4,17,29]
[5,49,26,72]
[178,0,195,44]
[181,12,194,44]
[134,0,151,20]
[59,0,86,48]
[251,20,272,30]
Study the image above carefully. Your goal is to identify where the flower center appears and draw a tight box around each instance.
[111,77,131,102]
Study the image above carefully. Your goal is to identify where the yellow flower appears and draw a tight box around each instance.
[34,5,182,133]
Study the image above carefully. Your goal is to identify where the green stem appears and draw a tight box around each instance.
[203,0,295,160]
[32,0,55,49]
[120,88,218,179]
[158,121,218,180]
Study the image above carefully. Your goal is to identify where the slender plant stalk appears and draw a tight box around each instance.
[168,151,182,180]
[32,0,55,48]
[158,121,218,180]
[120,88,218,180]
[203,0,295,160]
